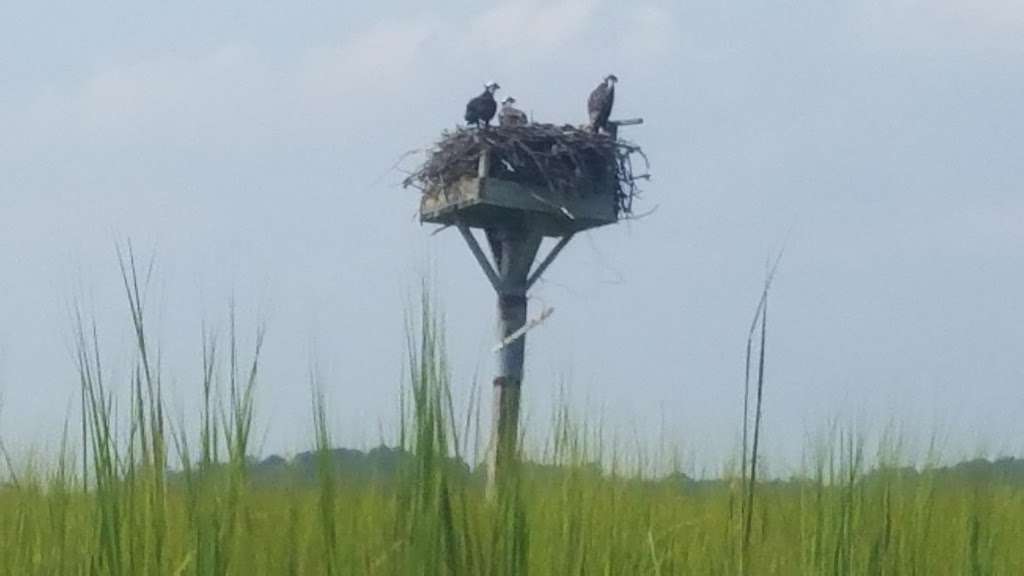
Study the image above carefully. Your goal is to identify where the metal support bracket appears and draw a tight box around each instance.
[527,233,574,290]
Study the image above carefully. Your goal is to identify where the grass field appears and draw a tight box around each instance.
[1,260,1022,575]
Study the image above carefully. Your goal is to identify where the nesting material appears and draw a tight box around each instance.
[404,124,648,216]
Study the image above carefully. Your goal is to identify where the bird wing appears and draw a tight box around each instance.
[480,95,497,122]
[465,92,487,122]
[588,83,607,116]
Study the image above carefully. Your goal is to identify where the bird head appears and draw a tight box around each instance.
[485,81,501,94]
[605,74,618,85]
[501,96,516,106]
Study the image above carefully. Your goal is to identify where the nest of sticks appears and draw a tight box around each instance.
[403,123,648,216]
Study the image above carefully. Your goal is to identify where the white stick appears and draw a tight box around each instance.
[492,307,555,352]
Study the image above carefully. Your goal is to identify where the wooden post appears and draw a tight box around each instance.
[606,117,644,140]
[485,226,540,498]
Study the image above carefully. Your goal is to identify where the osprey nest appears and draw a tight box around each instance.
[403,124,648,217]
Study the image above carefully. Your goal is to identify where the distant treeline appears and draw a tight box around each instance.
[170,447,1024,489]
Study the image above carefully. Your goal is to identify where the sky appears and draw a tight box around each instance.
[1,1,1022,472]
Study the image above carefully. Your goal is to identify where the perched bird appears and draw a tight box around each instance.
[464,82,500,128]
[498,96,528,127]
[587,74,618,134]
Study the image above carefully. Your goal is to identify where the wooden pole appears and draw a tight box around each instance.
[459,222,574,497]
[485,226,540,498]
[455,224,578,497]
[489,290,526,496]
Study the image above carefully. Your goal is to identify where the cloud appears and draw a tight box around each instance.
[9,4,671,151]
[299,17,442,102]
[857,0,1024,52]
[467,0,600,60]
[616,4,677,62]
[19,18,446,149]
[73,44,273,146]
[932,0,1024,31]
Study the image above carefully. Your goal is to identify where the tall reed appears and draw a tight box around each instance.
[0,257,1021,574]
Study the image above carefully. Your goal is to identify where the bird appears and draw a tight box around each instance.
[464,82,500,128]
[498,96,528,127]
[587,74,618,134]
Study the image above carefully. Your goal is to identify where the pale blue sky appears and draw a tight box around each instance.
[1,1,1022,469]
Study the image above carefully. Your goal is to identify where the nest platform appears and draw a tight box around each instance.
[406,124,646,236]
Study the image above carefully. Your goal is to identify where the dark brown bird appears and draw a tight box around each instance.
[587,74,618,134]
[465,82,500,128]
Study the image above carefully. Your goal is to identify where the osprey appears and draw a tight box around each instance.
[498,96,528,127]
[587,74,618,134]
[465,82,500,128]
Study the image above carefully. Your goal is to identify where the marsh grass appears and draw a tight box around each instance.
[0,258,1022,574]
